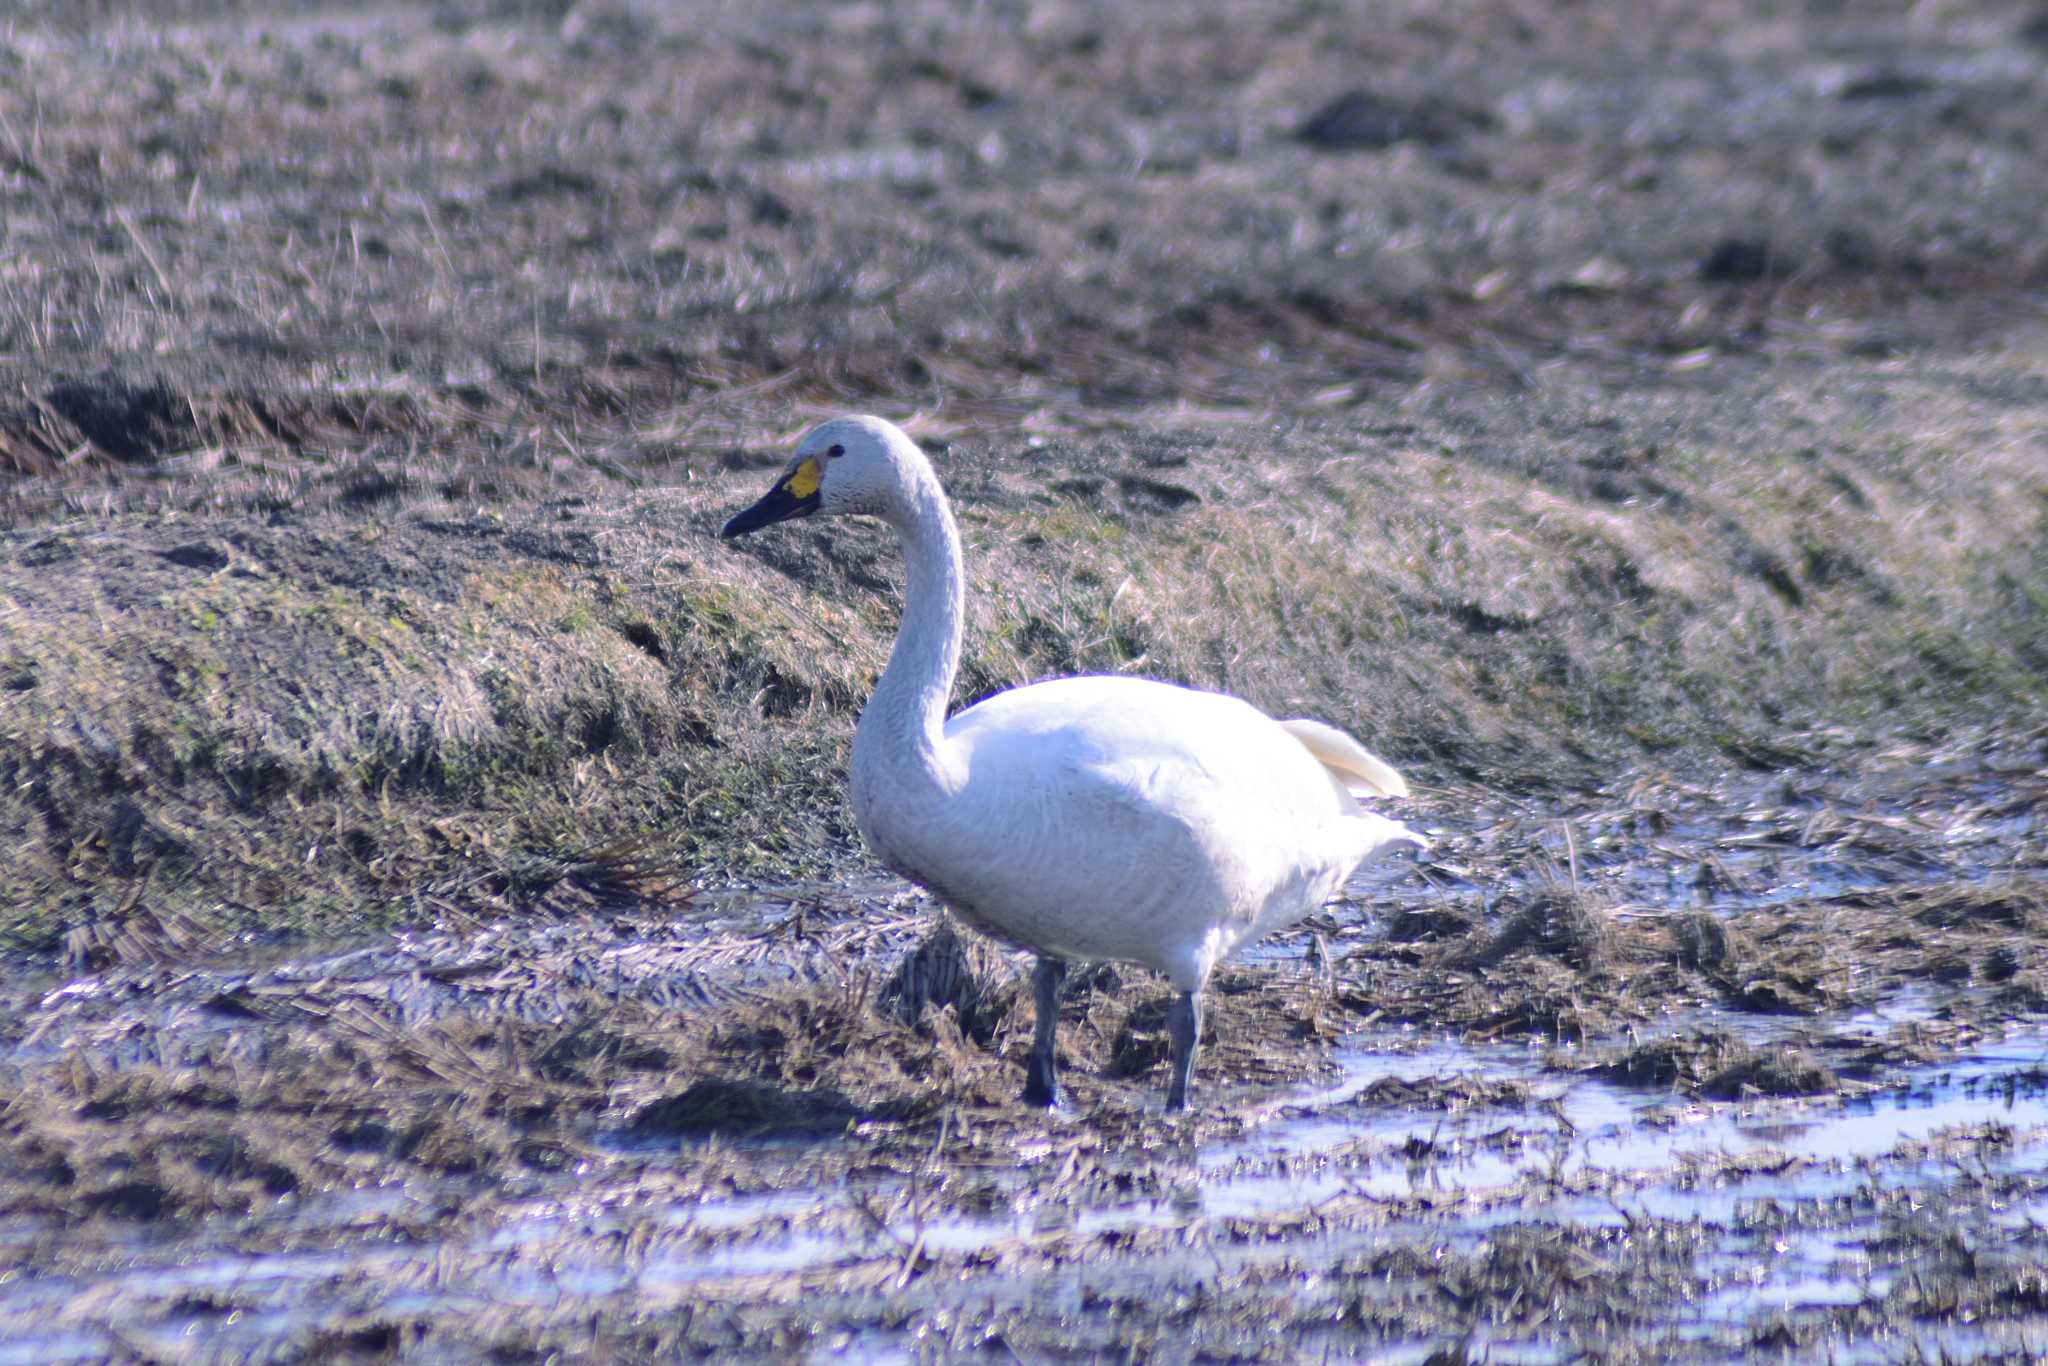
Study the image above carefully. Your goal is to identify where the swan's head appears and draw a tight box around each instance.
[720,415,925,538]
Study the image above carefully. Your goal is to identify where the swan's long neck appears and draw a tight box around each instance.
[854,472,964,798]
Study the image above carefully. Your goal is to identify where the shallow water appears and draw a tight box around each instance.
[1,751,2042,1359]
[1401,757,2041,918]
[4,1017,2043,1362]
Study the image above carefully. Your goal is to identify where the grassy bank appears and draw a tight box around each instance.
[5,338,2044,946]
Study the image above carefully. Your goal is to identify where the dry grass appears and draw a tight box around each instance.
[0,1,2042,952]
[4,365,2045,942]
[6,0,2048,511]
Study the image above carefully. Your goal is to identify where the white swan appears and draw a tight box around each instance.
[721,415,1424,1110]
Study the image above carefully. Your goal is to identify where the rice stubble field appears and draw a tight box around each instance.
[2,0,2047,1359]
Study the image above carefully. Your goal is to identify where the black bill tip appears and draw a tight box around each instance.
[720,479,819,538]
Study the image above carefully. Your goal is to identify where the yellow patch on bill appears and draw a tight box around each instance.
[785,457,823,499]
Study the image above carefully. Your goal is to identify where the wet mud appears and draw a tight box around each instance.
[3,750,2043,1360]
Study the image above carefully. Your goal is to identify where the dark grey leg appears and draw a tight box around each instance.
[1165,989,1203,1111]
[1022,956,1068,1108]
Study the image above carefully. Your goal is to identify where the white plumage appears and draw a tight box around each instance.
[722,415,1424,1110]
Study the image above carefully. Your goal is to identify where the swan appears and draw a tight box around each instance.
[721,415,1424,1110]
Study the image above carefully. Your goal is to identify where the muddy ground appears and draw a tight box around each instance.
[3,0,2048,1360]
[3,766,2045,1360]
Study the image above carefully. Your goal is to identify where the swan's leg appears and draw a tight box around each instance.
[1023,955,1067,1108]
[1164,989,1203,1111]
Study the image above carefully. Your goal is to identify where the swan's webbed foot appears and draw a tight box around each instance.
[1164,989,1203,1112]
[1022,955,1068,1108]
[1023,1050,1059,1108]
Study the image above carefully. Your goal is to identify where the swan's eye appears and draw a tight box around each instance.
[827,443,845,459]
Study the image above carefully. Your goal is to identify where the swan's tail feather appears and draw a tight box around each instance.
[1279,718,1410,799]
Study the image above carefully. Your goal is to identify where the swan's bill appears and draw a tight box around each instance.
[721,457,824,538]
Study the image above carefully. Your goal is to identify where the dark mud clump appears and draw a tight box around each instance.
[629,1079,862,1138]
[1458,890,1615,971]
[879,916,1018,1044]
[39,373,193,466]
[1589,1033,1837,1099]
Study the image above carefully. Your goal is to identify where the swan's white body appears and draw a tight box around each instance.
[722,415,1423,1108]
[860,676,1417,991]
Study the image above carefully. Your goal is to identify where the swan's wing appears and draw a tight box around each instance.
[947,676,1366,838]
[951,678,1408,805]
[928,676,1423,984]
